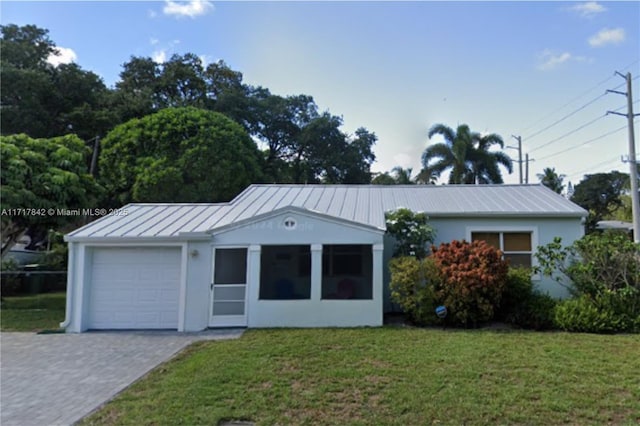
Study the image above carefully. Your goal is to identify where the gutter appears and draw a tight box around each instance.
[59,242,74,330]
[64,233,212,244]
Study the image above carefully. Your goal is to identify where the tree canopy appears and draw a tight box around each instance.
[2,24,379,188]
[0,134,102,255]
[99,107,264,204]
[421,123,512,184]
[0,24,116,141]
[372,167,416,185]
[571,171,629,232]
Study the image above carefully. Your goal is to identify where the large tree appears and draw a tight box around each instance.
[0,134,102,255]
[295,113,376,184]
[421,123,512,184]
[571,171,629,233]
[0,24,115,140]
[537,167,565,194]
[113,55,253,128]
[99,107,264,205]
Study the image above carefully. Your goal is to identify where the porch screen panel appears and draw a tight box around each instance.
[322,245,373,300]
[214,248,247,284]
[260,245,311,300]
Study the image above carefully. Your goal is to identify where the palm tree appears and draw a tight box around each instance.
[391,166,414,184]
[421,123,512,184]
[470,132,513,184]
[371,167,416,185]
[537,167,565,194]
[415,166,439,185]
[422,124,475,184]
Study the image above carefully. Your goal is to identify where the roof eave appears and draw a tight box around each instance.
[65,233,211,244]
[427,211,588,218]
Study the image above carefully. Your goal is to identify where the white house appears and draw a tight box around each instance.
[62,184,587,332]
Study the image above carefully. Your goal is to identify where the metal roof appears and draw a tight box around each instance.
[66,184,587,240]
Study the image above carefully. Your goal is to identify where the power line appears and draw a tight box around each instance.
[531,101,639,154]
[566,156,620,180]
[519,77,614,135]
[523,92,608,142]
[518,59,639,135]
[536,125,628,161]
[522,77,638,145]
[530,114,605,153]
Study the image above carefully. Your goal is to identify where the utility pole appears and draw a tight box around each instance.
[607,72,640,243]
[510,135,523,184]
[525,154,535,184]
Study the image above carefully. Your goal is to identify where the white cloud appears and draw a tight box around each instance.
[163,1,214,18]
[393,153,413,169]
[150,37,159,46]
[537,50,572,71]
[152,49,167,63]
[570,2,606,18]
[588,27,625,47]
[46,46,77,67]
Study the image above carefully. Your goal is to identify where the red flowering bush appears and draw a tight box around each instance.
[431,240,509,326]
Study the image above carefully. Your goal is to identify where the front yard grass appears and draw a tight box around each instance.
[0,292,66,332]
[81,328,640,425]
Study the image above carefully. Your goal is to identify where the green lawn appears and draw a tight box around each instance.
[81,328,640,426]
[0,292,66,332]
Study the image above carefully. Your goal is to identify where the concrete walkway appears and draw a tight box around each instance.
[0,329,244,426]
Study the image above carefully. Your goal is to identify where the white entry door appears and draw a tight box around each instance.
[209,247,248,327]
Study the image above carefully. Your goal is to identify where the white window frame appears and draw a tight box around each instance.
[466,226,540,281]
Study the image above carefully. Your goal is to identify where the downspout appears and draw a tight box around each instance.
[59,241,75,330]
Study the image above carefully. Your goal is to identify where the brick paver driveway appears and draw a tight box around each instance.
[0,329,243,426]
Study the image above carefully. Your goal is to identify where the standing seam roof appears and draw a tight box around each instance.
[66,184,587,239]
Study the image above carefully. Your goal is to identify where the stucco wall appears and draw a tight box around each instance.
[210,211,385,328]
[183,241,213,332]
[67,211,584,332]
[383,216,584,312]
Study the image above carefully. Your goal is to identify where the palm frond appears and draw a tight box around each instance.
[422,143,454,167]
[428,123,455,143]
[491,151,513,173]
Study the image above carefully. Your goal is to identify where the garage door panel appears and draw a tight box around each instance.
[160,289,178,301]
[89,247,181,330]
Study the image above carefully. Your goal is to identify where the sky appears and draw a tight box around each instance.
[2,0,639,187]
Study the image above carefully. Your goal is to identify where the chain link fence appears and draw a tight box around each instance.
[1,268,67,296]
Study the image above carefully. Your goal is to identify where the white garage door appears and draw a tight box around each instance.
[89,247,181,329]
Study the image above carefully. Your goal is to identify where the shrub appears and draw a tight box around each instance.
[536,232,639,297]
[389,256,441,325]
[385,208,435,259]
[536,232,640,333]
[509,292,556,330]
[497,268,556,330]
[431,240,509,327]
[498,268,533,318]
[554,295,635,333]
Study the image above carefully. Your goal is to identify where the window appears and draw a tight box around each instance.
[260,245,311,300]
[471,231,533,269]
[322,245,372,300]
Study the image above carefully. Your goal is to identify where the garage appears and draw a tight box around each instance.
[88,247,182,330]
